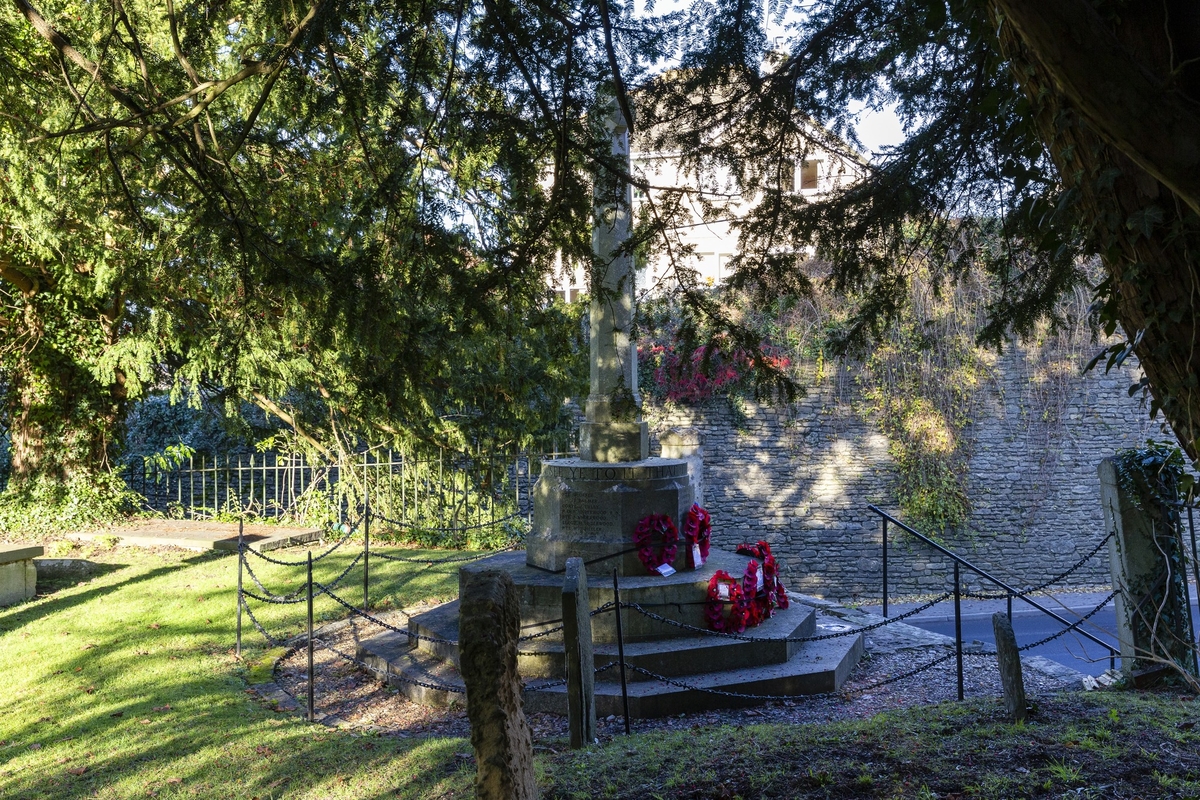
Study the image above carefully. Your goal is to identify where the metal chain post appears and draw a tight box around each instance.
[307,551,315,723]
[881,516,888,618]
[363,479,370,613]
[236,519,244,657]
[954,561,963,702]
[612,570,631,736]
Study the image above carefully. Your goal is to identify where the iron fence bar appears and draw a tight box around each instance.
[867,505,1119,659]
[1191,506,1200,655]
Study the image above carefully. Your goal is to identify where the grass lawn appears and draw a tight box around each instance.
[0,542,472,800]
[4,540,1200,799]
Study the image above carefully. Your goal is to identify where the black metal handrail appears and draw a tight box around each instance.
[869,504,1119,680]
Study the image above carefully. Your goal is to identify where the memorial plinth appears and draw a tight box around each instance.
[527,458,693,575]
[355,101,863,716]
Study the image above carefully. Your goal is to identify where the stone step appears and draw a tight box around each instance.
[400,598,817,680]
[457,547,791,642]
[358,626,864,718]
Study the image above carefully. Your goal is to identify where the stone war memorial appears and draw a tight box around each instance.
[358,103,862,718]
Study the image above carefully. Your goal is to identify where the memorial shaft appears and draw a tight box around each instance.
[580,102,649,463]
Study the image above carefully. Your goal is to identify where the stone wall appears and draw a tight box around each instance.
[644,348,1161,602]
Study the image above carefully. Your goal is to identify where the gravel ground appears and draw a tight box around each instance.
[268,603,1087,743]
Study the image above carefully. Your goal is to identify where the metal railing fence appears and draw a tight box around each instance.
[124,439,577,530]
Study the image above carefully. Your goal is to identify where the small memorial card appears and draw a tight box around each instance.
[756,570,765,592]
[656,563,677,577]
[717,583,730,601]
[692,543,704,568]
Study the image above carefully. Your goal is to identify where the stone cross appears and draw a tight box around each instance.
[580,100,649,463]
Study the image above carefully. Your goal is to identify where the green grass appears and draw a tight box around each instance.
[0,543,469,799]
[539,694,1200,799]
[6,541,1200,799]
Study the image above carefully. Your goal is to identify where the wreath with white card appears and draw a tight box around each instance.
[705,570,748,633]
[632,514,679,575]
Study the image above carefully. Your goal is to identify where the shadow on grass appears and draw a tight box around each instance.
[0,551,226,631]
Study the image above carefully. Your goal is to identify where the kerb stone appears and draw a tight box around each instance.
[459,570,537,800]
[562,557,596,748]
[992,612,1026,722]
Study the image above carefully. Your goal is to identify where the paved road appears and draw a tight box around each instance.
[863,590,1200,677]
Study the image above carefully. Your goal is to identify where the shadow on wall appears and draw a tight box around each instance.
[647,353,1160,602]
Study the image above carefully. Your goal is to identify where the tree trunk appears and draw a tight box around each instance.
[4,300,123,494]
[992,3,1200,461]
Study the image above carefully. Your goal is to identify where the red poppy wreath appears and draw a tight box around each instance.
[682,503,712,569]
[705,570,748,633]
[632,514,679,575]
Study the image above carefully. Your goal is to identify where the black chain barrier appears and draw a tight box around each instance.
[960,589,1122,657]
[612,650,961,702]
[316,583,462,645]
[623,592,953,644]
[369,543,521,565]
[370,508,525,534]
[242,551,366,605]
[241,595,286,647]
[1017,589,1121,652]
[961,532,1115,601]
[243,515,364,567]
[315,638,467,695]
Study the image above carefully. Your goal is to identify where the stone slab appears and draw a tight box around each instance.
[398,599,817,679]
[525,634,865,718]
[0,544,44,564]
[362,616,863,717]
[0,544,40,606]
[463,548,762,642]
[68,520,323,552]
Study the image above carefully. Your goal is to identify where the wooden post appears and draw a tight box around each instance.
[459,570,538,800]
[563,558,596,749]
[992,612,1027,722]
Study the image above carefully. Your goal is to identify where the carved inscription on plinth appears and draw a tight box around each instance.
[559,493,614,539]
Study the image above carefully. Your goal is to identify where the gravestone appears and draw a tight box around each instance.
[1099,458,1195,677]
[459,570,537,800]
[562,557,596,748]
[992,612,1026,722]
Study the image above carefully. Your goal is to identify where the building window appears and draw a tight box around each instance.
[800,159,820,190]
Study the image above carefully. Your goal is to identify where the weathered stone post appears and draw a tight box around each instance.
[459,570,538,800]
[581,100,648,464]
[562,557,596,748]
[992,612,1026,722]
[1099,458,1194,679]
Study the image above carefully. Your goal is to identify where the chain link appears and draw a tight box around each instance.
[1016,589,1120,653]
[961,532,1115,600]
[317,583,462,645]
[314,638,467,694]
[623,592,951,643]
[370,544,520,565]
[241,595,286,646]
[241,551,365,605]
[370,508,524,534]
[243,516,363,566]
[614,650,958,701]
